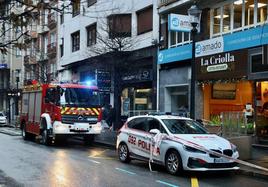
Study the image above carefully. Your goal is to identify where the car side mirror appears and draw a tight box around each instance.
[149,129,161,135]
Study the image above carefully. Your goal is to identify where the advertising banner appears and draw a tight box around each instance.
[158,24,268,64]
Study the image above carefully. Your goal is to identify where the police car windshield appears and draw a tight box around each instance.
[60,88,101,106]
[162,119,208,134]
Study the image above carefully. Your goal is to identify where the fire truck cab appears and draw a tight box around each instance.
[20,83,102,145]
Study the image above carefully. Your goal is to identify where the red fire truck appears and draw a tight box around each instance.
[20,82,103,145]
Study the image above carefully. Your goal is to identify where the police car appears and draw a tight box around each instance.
[116,114,239,175]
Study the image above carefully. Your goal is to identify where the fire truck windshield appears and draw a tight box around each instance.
[60,88,101,107]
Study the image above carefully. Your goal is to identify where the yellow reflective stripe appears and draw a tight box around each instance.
[92,108,99,115]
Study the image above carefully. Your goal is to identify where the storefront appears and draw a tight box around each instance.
[121,68,154,115]
[158,62,192,115]
[196,50,251,121]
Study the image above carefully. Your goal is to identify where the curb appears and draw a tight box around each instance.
[236,169,268,180]
[0,130,21,136]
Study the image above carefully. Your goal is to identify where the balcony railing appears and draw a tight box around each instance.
[36,52,48,62]
[24,55,37,65]
[158,0,181,8]
[37,25,49,34]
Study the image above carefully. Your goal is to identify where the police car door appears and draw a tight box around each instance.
[146,118,167,161]
[128,117,150,159]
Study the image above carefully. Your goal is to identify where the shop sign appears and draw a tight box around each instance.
[195,37,224,57]
[168,14,200,32]
[158,24,268,64]
[196,50,247,80]
[121,69,152,83]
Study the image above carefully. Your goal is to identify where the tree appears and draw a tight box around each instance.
[86,14,139,130]
[0,0,73,54]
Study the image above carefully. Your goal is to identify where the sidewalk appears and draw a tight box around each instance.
[0,126,21,136]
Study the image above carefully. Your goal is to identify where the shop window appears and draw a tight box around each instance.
[212,83,236,100]
[251,52,268,72]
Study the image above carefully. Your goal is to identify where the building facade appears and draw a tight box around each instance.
[158,0,268,141]
[58,0,159,128]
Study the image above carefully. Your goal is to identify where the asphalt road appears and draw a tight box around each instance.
[0,133,267,187]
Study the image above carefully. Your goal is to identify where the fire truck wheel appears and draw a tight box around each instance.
[42,129,52,146]
[22,123,30,140]
[83,135,95,145]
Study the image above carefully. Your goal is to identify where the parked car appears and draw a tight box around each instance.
[116,114,239,175]
[0,112,7,126]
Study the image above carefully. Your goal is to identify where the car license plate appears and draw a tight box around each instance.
[214,158,229,163]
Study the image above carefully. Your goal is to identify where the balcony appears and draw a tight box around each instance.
[36,52,48,62]
[47,42,57,59]
[48,12,57,29]
[158,0,181,8]
[37,25,49,34]
[24,55,37,65]
[24,30,37,44]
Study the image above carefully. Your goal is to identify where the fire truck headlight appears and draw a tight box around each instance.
[55,124,66,132]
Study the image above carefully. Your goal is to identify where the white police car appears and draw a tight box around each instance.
[116,114,239,175]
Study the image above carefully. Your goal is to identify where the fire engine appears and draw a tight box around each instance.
[20,82,103,145]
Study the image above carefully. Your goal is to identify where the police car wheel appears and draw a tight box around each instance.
[165,150,182,175]
[118,143,131,163]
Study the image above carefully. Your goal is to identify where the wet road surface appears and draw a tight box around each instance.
[0,133,267,187]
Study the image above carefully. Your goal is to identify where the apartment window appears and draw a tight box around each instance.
[211,0,268,36]
[71,31,80,52]
[169,31,191,48]
[88,0,97,7]
[16,48,21,57]
[72,0,80,17]
[86,23,96,46]
[137,6,153,35]
[60,44,64,57]
[108,14,131,38]
[60,13,64,24]
[233,1,243,29]
[50,32,56,46]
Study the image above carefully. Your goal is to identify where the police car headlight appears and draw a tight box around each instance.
[231,143,238,153]
[183,145,206,154]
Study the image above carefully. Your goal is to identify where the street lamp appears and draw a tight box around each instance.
[188,3,202,119]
